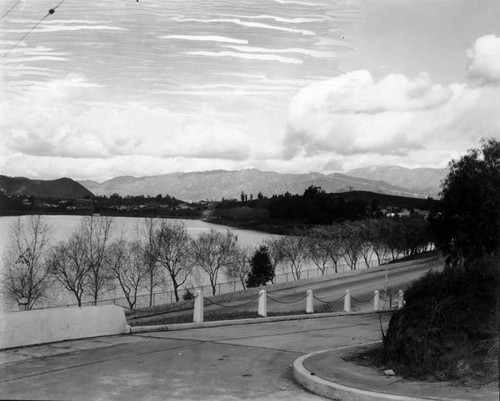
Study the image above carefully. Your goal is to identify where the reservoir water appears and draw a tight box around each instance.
[0,215,279,312]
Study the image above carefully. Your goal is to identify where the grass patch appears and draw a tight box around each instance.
[129,309,308,326]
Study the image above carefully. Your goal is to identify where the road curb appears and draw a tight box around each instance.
[292,346,467,401]
[129,310,394,334]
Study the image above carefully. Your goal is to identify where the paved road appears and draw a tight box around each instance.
[132,257,441,324]
[0,313,392,401]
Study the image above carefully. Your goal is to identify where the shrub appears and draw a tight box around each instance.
[246,245,274,288]
[382,256,499,380]
[182,289,195,301]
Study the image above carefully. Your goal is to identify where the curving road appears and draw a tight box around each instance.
[132,256,443,324]
[0,313,394,400]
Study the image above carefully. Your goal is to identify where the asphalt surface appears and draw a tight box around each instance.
[0,313,393,401]
[130,257,442,325]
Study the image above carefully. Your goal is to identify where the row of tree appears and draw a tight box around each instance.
[214,185,435,225]
[2,213,433,310]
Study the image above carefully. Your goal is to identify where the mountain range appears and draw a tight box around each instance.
[78,167,447,201]
[0,176,93,199]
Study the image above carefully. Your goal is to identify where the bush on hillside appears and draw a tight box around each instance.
[382,256,499,381]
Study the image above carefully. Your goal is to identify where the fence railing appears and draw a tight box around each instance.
[162,288,406,325]
[36,258,381,311]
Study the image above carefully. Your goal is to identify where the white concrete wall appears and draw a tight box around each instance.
[0,305,129,350]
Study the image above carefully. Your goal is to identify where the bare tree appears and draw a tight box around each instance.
[341,222,363,270]
[263,237,286,283]
[79,215,115,304]
[368,219,391,266]
[355,221,375,268]
[281,230,309,280]
[304,226,331,275]
[225,245,252,289]
[155,220,194,302]
[324,224,345,273]
[2,215,52,309]
[137,218,163,306]
[109,239,149,309]
[193,229,238,295]
[48,234,90,307]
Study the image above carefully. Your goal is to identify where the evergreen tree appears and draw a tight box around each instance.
[431,138,500,263]
[245,245,274,288]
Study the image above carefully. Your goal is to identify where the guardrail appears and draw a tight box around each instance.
[191,288,405,323]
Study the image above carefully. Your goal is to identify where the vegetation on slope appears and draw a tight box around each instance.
[380,138,500,384]
[382,257,498,382]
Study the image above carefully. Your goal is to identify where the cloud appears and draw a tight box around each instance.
[184,50,303,64]
[0,74,256,164]
[284,69,500,162]
[216,14,325,24]
[273,0,330,6]
[172,16,316,36]
[159,35,249,44]
[467,35,500,86]
[224,45,335,58]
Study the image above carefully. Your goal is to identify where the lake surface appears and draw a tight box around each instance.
[0,215,279,312]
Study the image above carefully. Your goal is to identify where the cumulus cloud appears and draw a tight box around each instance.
[284,69,500,162]
[467,35,500,86]
[0,74,256,165]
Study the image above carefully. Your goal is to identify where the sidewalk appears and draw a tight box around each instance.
[294,344,499,401]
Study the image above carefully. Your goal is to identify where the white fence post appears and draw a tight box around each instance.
[193,290,204,323]
[258,289,267,317]
[306,290,314,314]
[397,290,404,309]
[344,289,351,313]
[374,290,379,311]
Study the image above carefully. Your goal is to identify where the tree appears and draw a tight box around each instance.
[263,237,286,282]
[2,215,52,309]
[368,218,392,266]
[324,224,345,273]
[399,215,432,256]
[225,245,252,289]
[384,218,403,261]
[432,138,500,263]
[246,245,274,287]
[155,220,194,302]
[79,215,115,304]
[341,222,363,270]
[193,229,238,295]
[108,239,149,309]
[137,218,163,307]
[281,230,309,280]
[48,233,90,307]
[304,226,332,275]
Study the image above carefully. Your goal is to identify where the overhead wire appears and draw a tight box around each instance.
[1,0,67,60]
[1,0,22,22]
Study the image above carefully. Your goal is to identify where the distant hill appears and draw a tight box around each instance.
[345,166,447,198]
[78,168,436,201]
[0,176,93,199]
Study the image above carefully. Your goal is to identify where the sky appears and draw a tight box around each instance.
[1,0,499,182]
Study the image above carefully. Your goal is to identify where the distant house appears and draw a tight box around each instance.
[398,209,411,217]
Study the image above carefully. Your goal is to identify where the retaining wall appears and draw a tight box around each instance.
[0,305,129,350]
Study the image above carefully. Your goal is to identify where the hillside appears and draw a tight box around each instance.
[346,166,447,198]
[0,176,93,199]
[79,169,433,201]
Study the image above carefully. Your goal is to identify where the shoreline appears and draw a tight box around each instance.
[0,211,295,235]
